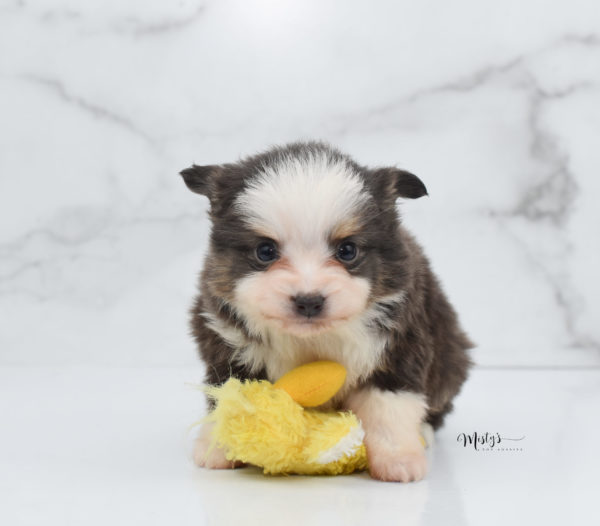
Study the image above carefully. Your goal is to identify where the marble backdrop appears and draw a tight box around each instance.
[1,0,599,367]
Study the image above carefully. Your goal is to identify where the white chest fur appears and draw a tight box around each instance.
[202,311,389,399]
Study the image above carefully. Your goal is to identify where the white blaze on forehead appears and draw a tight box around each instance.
[235,154,368,245]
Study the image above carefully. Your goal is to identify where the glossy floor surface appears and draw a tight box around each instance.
[1,366,598,525]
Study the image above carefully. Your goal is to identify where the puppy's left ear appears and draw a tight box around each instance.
[370,168,428,200]
[179,164,223,200]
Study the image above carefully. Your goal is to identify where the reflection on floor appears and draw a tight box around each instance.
[1,366,598,525]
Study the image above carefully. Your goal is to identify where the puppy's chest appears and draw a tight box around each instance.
[238,326,388,397]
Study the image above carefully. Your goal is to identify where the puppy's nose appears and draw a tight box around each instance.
[293,294,325,318]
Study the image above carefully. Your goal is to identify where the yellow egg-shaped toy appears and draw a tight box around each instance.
[273,361,347,407]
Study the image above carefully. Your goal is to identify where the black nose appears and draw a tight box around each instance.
[293,294,325,318]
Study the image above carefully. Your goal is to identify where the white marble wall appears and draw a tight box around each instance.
[1,0,599,366]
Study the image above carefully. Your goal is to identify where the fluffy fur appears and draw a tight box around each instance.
[180,141,473,482]
[202,376,368,475]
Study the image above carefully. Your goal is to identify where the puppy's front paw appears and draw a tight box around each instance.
[345,387,430,482]
[193,423,240,469]
[367,446,427,482]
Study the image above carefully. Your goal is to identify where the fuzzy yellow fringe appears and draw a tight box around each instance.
[205,379,368,475]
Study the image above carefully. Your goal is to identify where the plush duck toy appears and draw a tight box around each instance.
[203,361,368,475]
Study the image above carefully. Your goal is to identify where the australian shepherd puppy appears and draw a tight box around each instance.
[180,141,472,482]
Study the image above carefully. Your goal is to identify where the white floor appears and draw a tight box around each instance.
[1,366,598,526]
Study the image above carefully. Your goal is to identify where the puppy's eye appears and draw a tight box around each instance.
[337,241,358,262]
[256,241,278,262]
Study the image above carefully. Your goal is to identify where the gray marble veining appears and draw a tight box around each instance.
[1,0,599,366]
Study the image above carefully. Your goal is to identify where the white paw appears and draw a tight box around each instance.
[193,423,240,469]
[367,445,427,482]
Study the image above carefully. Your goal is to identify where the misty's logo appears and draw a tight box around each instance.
[457,432,525,452]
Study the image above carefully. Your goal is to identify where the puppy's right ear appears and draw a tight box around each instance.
[179,164,222,200]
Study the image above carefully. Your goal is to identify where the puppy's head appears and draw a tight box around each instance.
[181,142,427,338]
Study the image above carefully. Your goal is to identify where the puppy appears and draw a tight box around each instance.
[180,142,472,482]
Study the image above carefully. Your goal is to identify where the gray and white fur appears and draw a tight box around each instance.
[180,141,473,482]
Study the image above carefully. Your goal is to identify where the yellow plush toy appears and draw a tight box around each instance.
[203,361,368,475]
